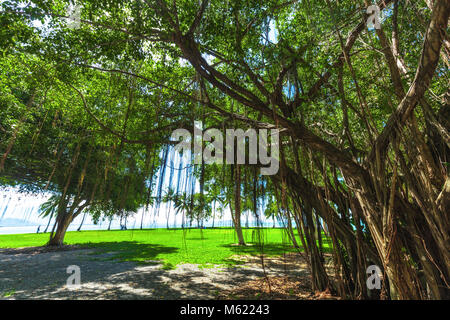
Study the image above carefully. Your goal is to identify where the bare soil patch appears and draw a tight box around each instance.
[218,253,340,300]
[0,246,339,300]
[0,245,88,255]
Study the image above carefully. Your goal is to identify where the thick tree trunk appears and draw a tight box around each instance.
[48,213,73,246]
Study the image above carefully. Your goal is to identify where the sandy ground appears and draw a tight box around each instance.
[0,246,336,300]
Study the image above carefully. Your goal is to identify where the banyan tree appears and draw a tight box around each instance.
[0,0,449,299]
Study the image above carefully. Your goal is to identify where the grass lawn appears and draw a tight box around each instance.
[0,227,331,269]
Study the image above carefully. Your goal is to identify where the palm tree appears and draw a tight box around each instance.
[39,195,59,233]
[264,197,278,228]
[140,196,155,229]
[192,193,211,228]
[173,192,191,228]
[162,188,176,229]
[207,186,225,228]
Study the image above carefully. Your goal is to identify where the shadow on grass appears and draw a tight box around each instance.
[210,243,297,268]
[221,240,332,258]
[84,241,178,265]
[221,243,297,256]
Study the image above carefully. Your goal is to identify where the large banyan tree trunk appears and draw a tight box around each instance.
[48,212,74,246]
[48,196,90,246]
[150,0,449,299]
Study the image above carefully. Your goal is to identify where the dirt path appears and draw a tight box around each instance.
[0,246,337,300]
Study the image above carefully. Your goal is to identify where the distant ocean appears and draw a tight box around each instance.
[0,224,121,235]
[0,220,280,235]
[0,222,171,235]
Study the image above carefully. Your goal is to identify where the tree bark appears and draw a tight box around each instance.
[48,213,73,246]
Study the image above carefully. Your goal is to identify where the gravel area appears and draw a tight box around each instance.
[0,246,315,300]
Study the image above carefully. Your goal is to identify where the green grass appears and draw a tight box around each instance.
[0,227,331,268]
[3,289,16,297]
